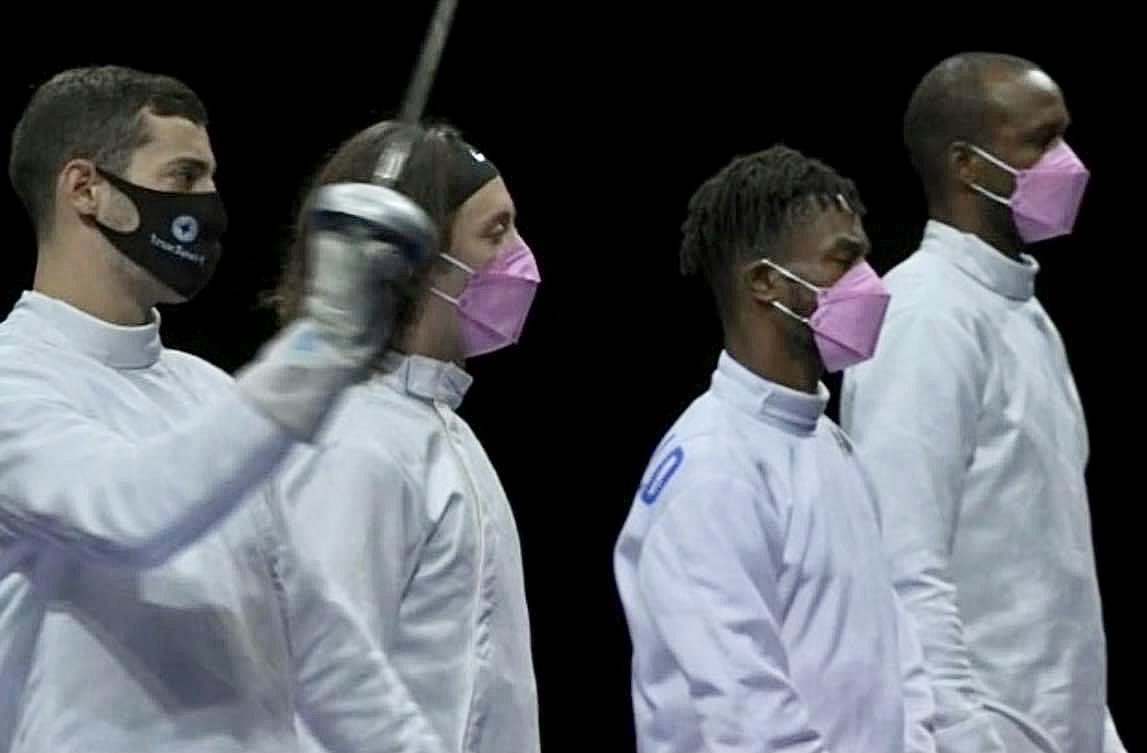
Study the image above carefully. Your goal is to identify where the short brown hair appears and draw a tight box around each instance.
[9,65,207,239]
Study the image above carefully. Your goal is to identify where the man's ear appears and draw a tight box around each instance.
[745,260,784,307]
[59,159,101,219]
[949,142,978,189]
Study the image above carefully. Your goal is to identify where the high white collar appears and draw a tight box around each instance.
[922,220,1039,301]
[12,291,163,369]
[710,350,828,436]
[377,351,473,410]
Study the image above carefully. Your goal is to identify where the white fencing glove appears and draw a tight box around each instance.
[237,184,436,439]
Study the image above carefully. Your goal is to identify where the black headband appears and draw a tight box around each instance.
[442,137,500,213]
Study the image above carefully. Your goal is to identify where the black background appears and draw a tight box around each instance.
[1,12,1138,752]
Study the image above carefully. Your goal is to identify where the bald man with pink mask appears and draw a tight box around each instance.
[842,52,1123,753]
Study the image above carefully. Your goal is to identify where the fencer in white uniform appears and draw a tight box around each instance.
[614,146,936,753]
[0,66,441,752]
[276,123,541,753]
[842,54,1124,753]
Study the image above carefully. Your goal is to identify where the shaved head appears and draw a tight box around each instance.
[903,52,1042,204]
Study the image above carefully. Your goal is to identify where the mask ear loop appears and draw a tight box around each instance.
[771,299,811,325]
[967,144,1019,176]
[757,258,824,293]
[429,253,476,306]
[748,257,823,326]
[962,143,1018,206]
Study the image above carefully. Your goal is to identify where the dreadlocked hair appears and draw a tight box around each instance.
[680,144,865,322]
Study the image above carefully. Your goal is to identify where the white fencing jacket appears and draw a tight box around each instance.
[283,352,540,753]
[842,220,1124,753]
[0,291,439,753]
[614,351,936,753]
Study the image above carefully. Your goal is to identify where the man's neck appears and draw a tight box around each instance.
[34,242,152,326]
[726,328,820,395]
[394,300,464,368]
[931,205,1025,260]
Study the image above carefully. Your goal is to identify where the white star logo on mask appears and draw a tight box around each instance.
[172,215,200,244]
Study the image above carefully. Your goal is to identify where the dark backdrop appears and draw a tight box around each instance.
[1,13,1137,752]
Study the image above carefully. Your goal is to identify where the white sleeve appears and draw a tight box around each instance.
[842,310,1005,753]
[894,590,938,752]
[637,470,826,753]
[256,495,441,753]
[0,379,292,568]
[1103,708,1126,753]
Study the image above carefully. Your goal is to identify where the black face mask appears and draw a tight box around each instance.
[94,168,228,300]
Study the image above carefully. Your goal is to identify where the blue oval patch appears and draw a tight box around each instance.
[640,447,685,505]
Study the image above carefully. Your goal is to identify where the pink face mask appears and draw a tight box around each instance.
[968,141,1090,243]
[431,241,541,358]
[762,259,891,373]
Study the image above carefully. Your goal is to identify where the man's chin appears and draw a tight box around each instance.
[785,330,819,363]
[148,276,189,305]
[156,289,189,305]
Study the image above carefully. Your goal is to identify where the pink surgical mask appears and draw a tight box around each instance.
[431,241,541,358]
[762,259,891,373]
[968,141,1090,243]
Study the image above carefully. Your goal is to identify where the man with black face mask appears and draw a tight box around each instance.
[0,66,442,751]
[842,53,1124,753]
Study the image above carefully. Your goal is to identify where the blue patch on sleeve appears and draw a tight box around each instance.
[291,328,319,353]
[640,446,685,505]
